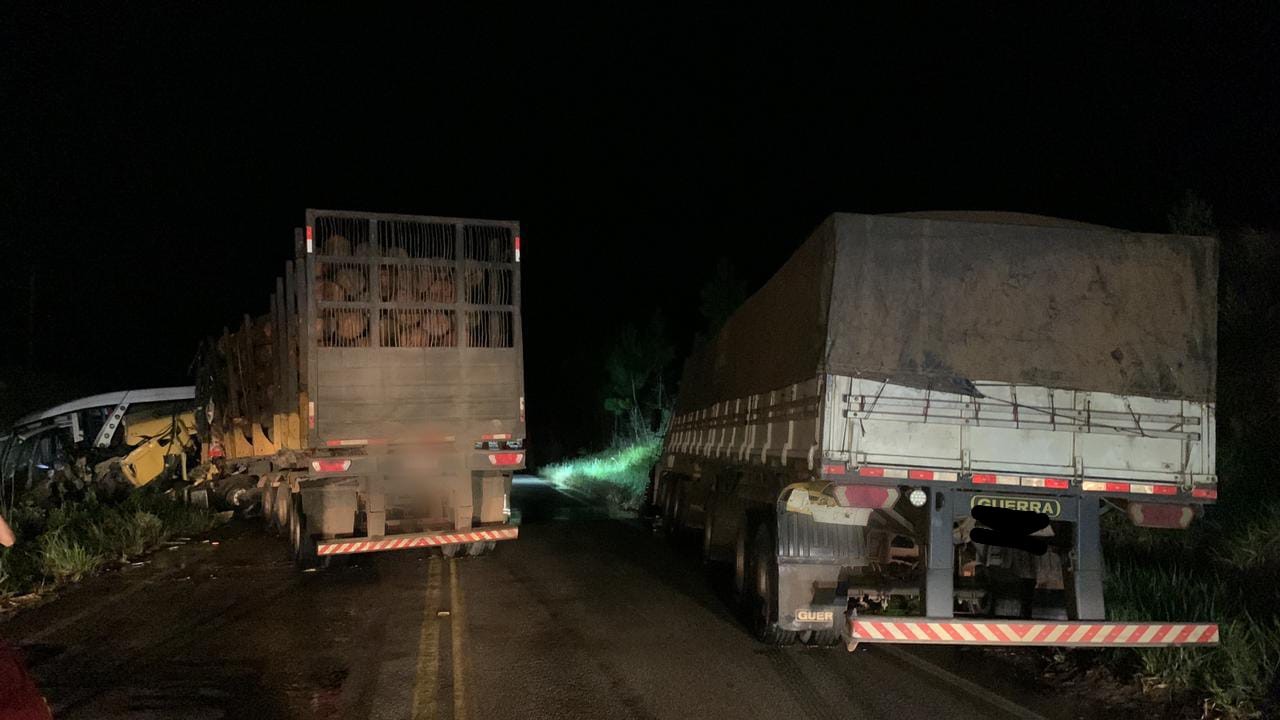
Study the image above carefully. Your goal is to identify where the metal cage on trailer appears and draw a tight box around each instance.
[197,209,527,567]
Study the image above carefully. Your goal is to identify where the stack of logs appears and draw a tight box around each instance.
[314,233,464,347]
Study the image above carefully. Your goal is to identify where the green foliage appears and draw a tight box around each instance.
[540,438,663,512]
[602,313,675,444]
[1112,198,1280,714]
[0,489,217,597]
[1103,511,1280,717]
[38,530,99,583]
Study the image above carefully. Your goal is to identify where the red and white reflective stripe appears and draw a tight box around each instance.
[317,526,519,556]
[306,225,314,253]
[1082,480,1178,495]
[972,473,1020,486]
[973,474,1069,489]
[1192,487,1218,500]
[850,619,1218,647]
[859,467,956,482]
[482,433,512,441]
[308,401,316,429]
[1018,477,1071,489]
[514,235,521,262]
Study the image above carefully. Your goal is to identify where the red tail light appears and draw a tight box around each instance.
[488,453,525,467]
[834,485,899,509]
[311,459,351,473]
[1128,503,1194,529]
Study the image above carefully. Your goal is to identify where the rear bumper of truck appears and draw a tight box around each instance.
[316,525,518,556]
[845,618,1219,650]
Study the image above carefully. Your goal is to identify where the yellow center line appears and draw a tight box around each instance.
[412,558,443,720]
[450,559,469,720]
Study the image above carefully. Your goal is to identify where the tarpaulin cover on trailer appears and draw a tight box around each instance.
[675,212,1217,413]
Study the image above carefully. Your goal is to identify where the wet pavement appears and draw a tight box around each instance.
[1,477,1087,719]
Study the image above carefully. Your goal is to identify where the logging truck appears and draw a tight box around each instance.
[195,209,525,567]
[655,212,1221,650]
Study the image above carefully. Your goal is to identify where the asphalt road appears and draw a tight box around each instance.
[1,477,1092,719]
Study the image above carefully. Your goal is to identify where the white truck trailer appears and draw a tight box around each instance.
[655,211,1219,649]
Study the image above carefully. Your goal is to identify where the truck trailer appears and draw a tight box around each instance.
[196,209,525,567]
[655,211,1220,649]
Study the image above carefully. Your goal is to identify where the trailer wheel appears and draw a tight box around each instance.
[750,523,797,646]
[467,541,496,556]
[801,629,842,647]
[262,480,277,530]
[702,504,726,565]
[665,483,686,538]
[441,543,465,558]
[660,479,677,534]
[274,484,292,536]
[290,493,318,570]
[732,518,751,604]
[653,476,670,528]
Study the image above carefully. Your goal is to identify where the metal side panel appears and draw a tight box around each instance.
[823,375,1214,485]
[301,210,525,448]
[315,348,522,442]
[665,376,823,469]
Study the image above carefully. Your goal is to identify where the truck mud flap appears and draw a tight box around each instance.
[777,511,865,565]
[316,526,518,556]
[845,618,1218,650]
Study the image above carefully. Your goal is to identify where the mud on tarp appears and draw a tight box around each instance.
[676,212,1217,414]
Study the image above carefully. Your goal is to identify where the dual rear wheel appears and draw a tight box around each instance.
[288,492,319,569]
[728,518,797,645]
[727,516,841,647]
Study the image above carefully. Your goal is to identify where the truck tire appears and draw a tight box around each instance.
[261,480,277,530]
[290,493,319,570]
[701,506,716,562]
[733,518,751,604]
[661,479,678,535]
[665,483,687,539]
[801,629,843,647]
[750,523,797,646]
[467,541,496,556]
[702,503,728,566]
[441,543,465,558]
[274,484,292,536]
[653,476,670,528]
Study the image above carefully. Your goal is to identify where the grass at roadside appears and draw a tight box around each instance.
[539,438,662,514]
[1100,508,1280,717]
[0,489,219,597]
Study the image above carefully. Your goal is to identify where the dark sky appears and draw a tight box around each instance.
[2,5,1277,449]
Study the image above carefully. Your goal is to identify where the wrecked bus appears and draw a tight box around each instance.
[195,209,525,567]
[0,387,197,501]
[655,212,1220,649]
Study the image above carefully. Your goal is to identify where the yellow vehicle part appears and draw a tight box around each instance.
[118,410,198,487]
[210,409,302,462]
[781,481,872,526]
